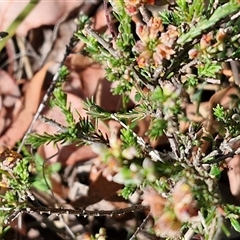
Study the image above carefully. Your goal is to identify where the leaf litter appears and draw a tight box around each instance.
[0,1,239,240]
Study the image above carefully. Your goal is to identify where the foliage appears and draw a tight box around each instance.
[2,0,240,239]
[0,149,32,234]
[31,153,61,192]
[0,148,61,234]
[213,103,240,137]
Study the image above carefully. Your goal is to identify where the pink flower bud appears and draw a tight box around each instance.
[188,49,199,59]
[200,32,213,49]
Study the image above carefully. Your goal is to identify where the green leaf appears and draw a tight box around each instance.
[134,92,142,102]
[230,217,240,232]
[209,165,221,180]
[198,62,222,78]
[120,128,140,151]
[148,118,167,140]
[32,180,49,192]
[213,104,225,121]
[50,162,61,173]
[232,48,240,59]
[119,184,136,199]
[160,10,181,25]
[177,2,240,45]
[186,75,198,87]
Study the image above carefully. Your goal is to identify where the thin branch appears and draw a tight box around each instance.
[39,10,71,67]
[59,215,76,239]
[129,212,151,240]
[5,204,147,224]
[17,36,76,153]
[231,10,240,20]
[164,131,180,159]
[110,113,165,162]
[39,115,67,132]
[84,24,118,58]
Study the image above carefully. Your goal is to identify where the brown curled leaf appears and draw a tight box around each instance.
[0,62,54,151]
[226,155,240,198]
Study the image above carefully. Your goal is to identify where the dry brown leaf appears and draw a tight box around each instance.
[67,54,93,72]
[0,62,53,150]
[93,5,108,32]
[0,1,81,36]
[226,155,240,198]
[0,70,21,108]
[71,168,123,208]
[0,70,22,135]
[193,87,238,155]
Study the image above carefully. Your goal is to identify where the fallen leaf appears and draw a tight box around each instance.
[0,62,54,150]
[0,70,21,107]
[193,87,238,155]
[71,168,123,208]
[0,1,81,36]
[226,155,240,197]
